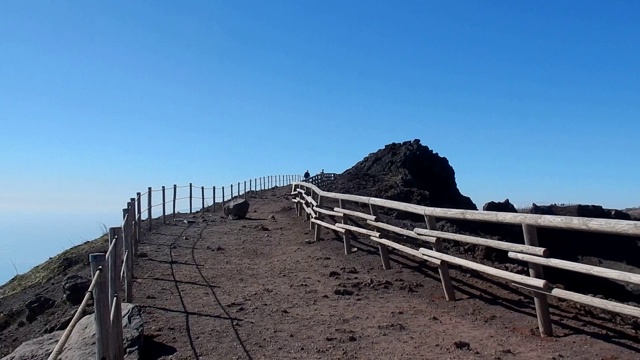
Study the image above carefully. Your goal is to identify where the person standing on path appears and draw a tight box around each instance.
[303,170,310,180]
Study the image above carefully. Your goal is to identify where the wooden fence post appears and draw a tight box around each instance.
[308,189,314,230]
[238,182,240,197]
[189,183,193,214]
[244,181,247,199]
[201,186,205,211]
[90,253,111,360]
[425,215,456,301]
[339,199,352,255]
[147,187,152,231]
[172,185,177,218]
[124,203,134,302]
[108,227,124,360]
[129,198,137,263]
[231,184,234,199]
[222,186,225,203]
[523,224,553,337]
[162,186,166,224]
[136,192,141,241]
[370,204,391,269]
[212,186,216,212]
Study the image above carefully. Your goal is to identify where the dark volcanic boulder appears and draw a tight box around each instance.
[325,140,476,211]
[25,295,55,317]
[224,199,250,219]
[483,199,517,213]
[63,275,90,305]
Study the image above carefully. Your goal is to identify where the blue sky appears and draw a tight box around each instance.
[1,1,638,284]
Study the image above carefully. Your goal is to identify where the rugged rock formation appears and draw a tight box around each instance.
[1,303,143,360]
[325,140,476,213]
[483,199,518,213]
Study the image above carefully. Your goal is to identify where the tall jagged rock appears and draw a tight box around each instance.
[326,139,476,211]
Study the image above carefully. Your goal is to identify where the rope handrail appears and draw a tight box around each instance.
[104,235,118,260]
[47,267,102,360]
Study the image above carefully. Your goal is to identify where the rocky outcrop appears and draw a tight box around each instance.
[325,140,476,214]
[1,303,143,360]
[224,199,250,219]
[483,199,517,213]
[62,275,90,305]
[25,295,56,323]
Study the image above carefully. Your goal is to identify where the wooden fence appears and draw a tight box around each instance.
[304,172,338,188]
[48,174,300,360]
[48,203,137,360]
[291,181,640,337]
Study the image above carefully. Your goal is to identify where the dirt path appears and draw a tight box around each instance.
[133,187,640,359]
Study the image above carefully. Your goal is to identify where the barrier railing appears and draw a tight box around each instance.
[303,172,338,189]
[291,181,640,338]
[48,174,300,359]
[48,201,136,360]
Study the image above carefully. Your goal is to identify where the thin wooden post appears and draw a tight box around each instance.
[523,224,553,337]
[238,182,240,197]
[308,189,314,230]
[135,192,141,241]
[250,179,253,192]
[189,183,193,214]
[90,253,111,360]
[314,195,323,241]
[123,204,133,302]
[212,186,216,212]
[108,228,119,310]
[200,186,204,211]
[293,185,301,217]
[244,181,247,199]
[222,186,225,203]
[425,215,456,301]
[109,227,124,360]
[128,198,136,259]
[162,186,166,224]
[147,187,152,231]
[231,184,234,199]
[370,204,391,269]
[172,185,177,218]
[339,199,352,255]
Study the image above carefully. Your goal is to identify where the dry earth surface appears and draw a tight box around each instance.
[132,187,640,360]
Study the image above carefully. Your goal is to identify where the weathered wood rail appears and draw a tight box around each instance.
[304,172,338,188]
[291,181,640,337]
[48,174,300,360]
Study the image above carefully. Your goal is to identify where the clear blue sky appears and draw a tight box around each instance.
[1,1,638,284]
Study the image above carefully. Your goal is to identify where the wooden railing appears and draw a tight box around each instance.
[303,172,338,189]
[48,204,137,360]
[48,174,300,360]
[291,181,640,337]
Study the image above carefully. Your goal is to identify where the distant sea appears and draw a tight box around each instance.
[0,210,121,286]
[0,199,205,286]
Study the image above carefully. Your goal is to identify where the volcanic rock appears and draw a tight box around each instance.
[1,303,143,360]
[63,275,90,305]
[483,199,517,213]
[224,199,250,219]
[325,140,476,212]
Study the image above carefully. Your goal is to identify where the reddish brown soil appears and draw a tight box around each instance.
[134,187,640,360]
